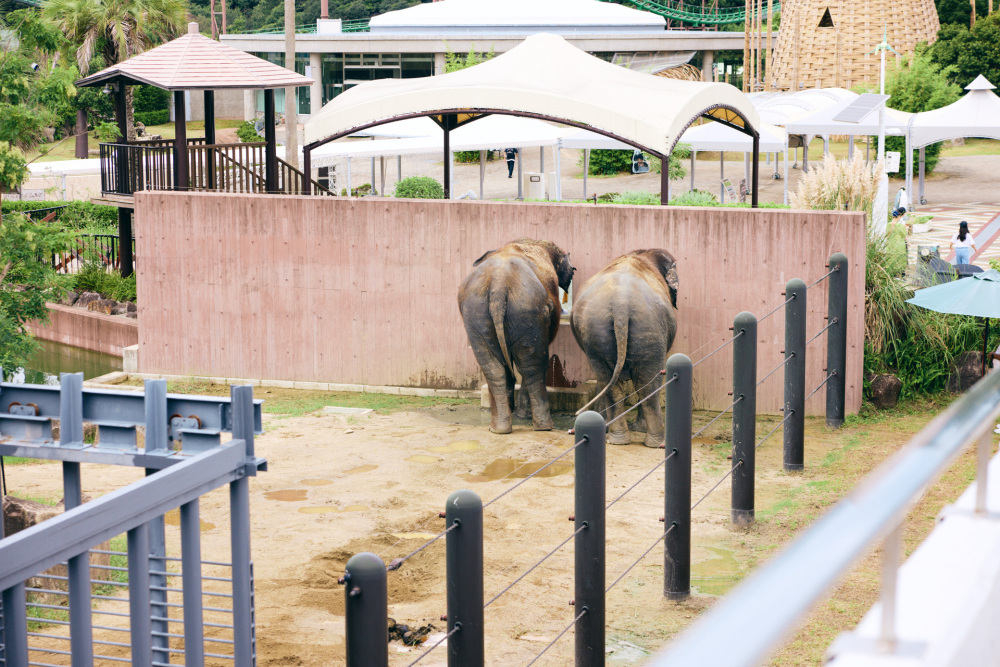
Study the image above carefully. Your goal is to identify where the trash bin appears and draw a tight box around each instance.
[522,172,545,200]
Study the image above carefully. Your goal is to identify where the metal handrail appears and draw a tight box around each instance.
[650,369,1000,666]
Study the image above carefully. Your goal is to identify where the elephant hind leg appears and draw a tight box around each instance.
[483,362,515,434]
[607,382,632,445]
[635,369,665,449]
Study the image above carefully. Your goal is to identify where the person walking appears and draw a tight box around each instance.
[504,147,518,178]
[891,186,909,219]
[949,220,976,265]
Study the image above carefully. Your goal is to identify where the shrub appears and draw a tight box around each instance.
[134,110,169,127]
[611,191,660,205]
[0,200,117,232]
[73,263,137,303]
[236,121,261,143]
[455,150,497,163]
[586,149,632,175]
[340,183,375,197]
[669,189,719,206]
[133,85,171,115]
[394,176,444,199]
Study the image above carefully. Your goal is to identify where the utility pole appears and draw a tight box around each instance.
[209,0,227,38]
[284,0,299,174]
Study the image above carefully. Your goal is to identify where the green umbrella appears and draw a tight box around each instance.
[906,269,1000,376]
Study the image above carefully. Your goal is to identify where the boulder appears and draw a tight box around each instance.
[947,351,985,393]
[75,291,101,308]
[88,298,118,315]
[126,311,137,319]
[3,495,114,604]
[868,374,903,409]
[62,290,79,306]
[112,303,129,315]
[126,302,137,313]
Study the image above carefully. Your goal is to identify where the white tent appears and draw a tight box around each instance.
[906,75,1000,206]
[784,98,911,137]
[679,122,790,203]
[303,32,762,203]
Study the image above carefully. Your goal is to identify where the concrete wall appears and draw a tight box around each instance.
[27,304,139,357]
[133,192,866,414]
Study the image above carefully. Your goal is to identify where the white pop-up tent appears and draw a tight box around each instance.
[303,32,762,204]
[905,75,1000,206]
[679,122,790,203]
[309,114,566,198]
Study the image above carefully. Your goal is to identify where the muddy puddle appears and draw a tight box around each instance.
[429,440,482,453]
[421,405,577,430]
[264,489,308,502]
[406,455,441,464]
[460,458,574,483]
[164,508,216,532]
[691,546,740,596]
[298,505,368,514]
[300,478,333,486]
[343,465,378,475]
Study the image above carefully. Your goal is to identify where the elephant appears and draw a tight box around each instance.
[570,249,679,448]
[458,239,576,434]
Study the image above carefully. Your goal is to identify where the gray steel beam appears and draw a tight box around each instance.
[128,523,153,667]
[0,383,263,434]
[0,442,266,471]
[181,500,205,666]
[230,386,256,666]
[1,584,28,667]
[0,441,246,591]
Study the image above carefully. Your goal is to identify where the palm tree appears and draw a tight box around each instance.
[44,0,186,140]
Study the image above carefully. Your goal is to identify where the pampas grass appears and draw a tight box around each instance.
[790,154,881,221]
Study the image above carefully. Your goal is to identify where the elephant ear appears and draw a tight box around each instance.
[555,252,576,292]
[473,249,498,267]
[647,249,679,310]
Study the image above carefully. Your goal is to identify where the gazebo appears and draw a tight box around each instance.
[905,75,1000,206]
[302,33,763,205]
[76,23,319,275]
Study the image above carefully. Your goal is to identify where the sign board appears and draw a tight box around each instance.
[885,151,901,173]
[631,149,650,174]
[721,178,737,203]
[20,189,45,201]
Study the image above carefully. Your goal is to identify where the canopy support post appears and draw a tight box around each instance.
[752,132,759,208]
[370,157,375,196]
[397,155,402,182]
[479,150,486,200]
[690,150,696,192]
[583,149,589,200]
[905,131,913,211]
[442,114,454,200]
[783,144,789,205]
[660,155,670,205]
[720,151,724,202]
[346,158,352,196]
[555,141,562,201]
[174,91,189,191]
[984,318,991,379]
[918,146,926,205]
[848,134,854,160]
[540,146,544,174]
[380,156,386,197]
[516,147,523,200]
[205,90,216,191]
[303,145,311,195]
[264,89,277,193]
[802,136,809,173]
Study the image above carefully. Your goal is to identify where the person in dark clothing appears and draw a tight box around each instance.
[504,147,518,178]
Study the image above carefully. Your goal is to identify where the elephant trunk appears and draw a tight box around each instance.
[577,303,629,415]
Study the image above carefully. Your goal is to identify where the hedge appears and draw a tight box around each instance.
[135,109,170,126]
[1,200,118,232]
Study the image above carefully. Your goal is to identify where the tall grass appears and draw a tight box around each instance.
[790,154,881,221]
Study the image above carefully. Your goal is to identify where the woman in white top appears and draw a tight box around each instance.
[949,220,976,265]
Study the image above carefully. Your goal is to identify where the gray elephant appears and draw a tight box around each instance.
[458,239,575,434]
[570,249,679,448]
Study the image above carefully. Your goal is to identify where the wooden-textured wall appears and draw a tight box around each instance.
[134,192,866,414]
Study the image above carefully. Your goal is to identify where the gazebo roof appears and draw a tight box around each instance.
[303,33,759,157]
[76,23,313,91]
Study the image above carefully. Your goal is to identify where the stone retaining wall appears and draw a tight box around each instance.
[28,303,138,357]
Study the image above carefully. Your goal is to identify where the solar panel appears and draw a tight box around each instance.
[832,93,890,123]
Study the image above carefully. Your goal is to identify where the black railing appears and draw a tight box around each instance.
[99,142,174,196]
[50,233,135,274]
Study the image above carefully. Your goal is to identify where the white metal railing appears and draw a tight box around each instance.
[650,369,1000,666]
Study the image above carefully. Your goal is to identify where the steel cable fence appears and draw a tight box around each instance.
[524,608,588,667]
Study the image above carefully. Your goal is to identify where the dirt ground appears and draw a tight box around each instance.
[5,387,973,666]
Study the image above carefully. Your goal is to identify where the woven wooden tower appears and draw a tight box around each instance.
[767,0,939,91]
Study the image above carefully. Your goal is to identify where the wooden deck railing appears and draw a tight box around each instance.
[99,140,333,197]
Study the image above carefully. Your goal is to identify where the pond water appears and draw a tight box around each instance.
[6,340,122,385]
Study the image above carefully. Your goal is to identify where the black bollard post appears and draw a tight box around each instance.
[344,552,388,667]
[826,253,849,429]
[783,278,807,471]
[664,353,692,600]
[731,312,758,526]
[446,489,483,666]
[574,411,606,667]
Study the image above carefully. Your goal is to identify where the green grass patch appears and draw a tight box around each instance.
[119,378,475,416]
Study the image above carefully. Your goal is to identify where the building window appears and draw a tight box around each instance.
[322,53,344,105]
[253,52,311,116]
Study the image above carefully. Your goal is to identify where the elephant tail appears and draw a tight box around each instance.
[576,304,629,415]
[489,285,514,373]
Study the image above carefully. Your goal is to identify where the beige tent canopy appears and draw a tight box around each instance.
[302,33,763,204]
